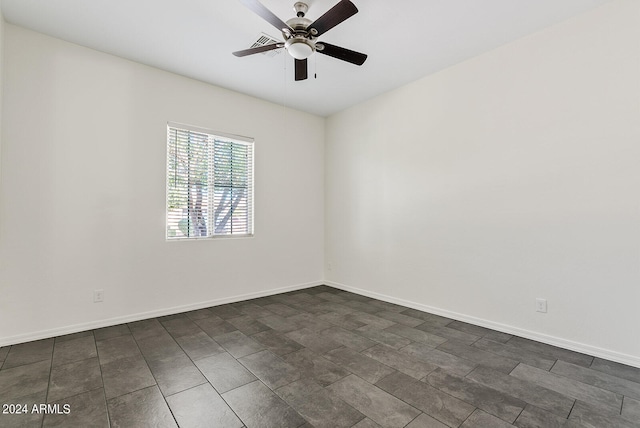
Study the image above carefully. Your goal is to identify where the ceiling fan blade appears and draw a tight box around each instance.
[233,43,283,57]
[308,0,358,37]
[295,59,308,81]
[239,0,293,32]
[317,42,367,66]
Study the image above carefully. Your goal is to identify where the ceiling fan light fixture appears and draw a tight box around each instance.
[234,0,367,81]
[285,38,314,60]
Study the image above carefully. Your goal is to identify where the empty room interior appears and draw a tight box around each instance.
[0,0,639,427]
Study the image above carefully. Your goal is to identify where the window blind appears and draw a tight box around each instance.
[166,124,253,239]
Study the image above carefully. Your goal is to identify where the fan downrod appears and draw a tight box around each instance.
[293,2,308,17]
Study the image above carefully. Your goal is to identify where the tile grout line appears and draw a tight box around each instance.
[512,405,526,426]
[40,341,56,428]
[0,345,9,370]
[566,399,578,420]
[90,331,111,428]
[400,412,421,428]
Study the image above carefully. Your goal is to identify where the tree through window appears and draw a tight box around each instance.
[166,123,254,239]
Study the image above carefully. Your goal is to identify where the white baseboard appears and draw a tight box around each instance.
[326,281,640,369]
[5,278,639,369]
[0,280,323,347]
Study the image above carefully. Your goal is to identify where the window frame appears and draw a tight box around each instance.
[165,122,255,241]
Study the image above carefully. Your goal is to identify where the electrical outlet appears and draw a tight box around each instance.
[94,289,104,303]
[327,262,333,271]
[536,298,547,313]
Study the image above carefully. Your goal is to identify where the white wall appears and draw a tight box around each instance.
[0,25,325,345]
[0,7,4,233]
[325,0,640,366]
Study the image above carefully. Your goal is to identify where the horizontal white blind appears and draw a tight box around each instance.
[213,139,253,235]
[166,124,253,239]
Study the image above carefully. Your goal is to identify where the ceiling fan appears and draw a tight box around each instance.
[233,0,367,81]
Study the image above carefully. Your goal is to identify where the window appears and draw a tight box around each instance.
[166,123,254,239]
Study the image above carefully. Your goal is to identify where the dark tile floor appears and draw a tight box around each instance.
[1,285,639,427]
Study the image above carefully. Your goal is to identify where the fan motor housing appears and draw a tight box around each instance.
[285,17,312,35]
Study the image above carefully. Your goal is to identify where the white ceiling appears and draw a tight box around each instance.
[2,0,611,117]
